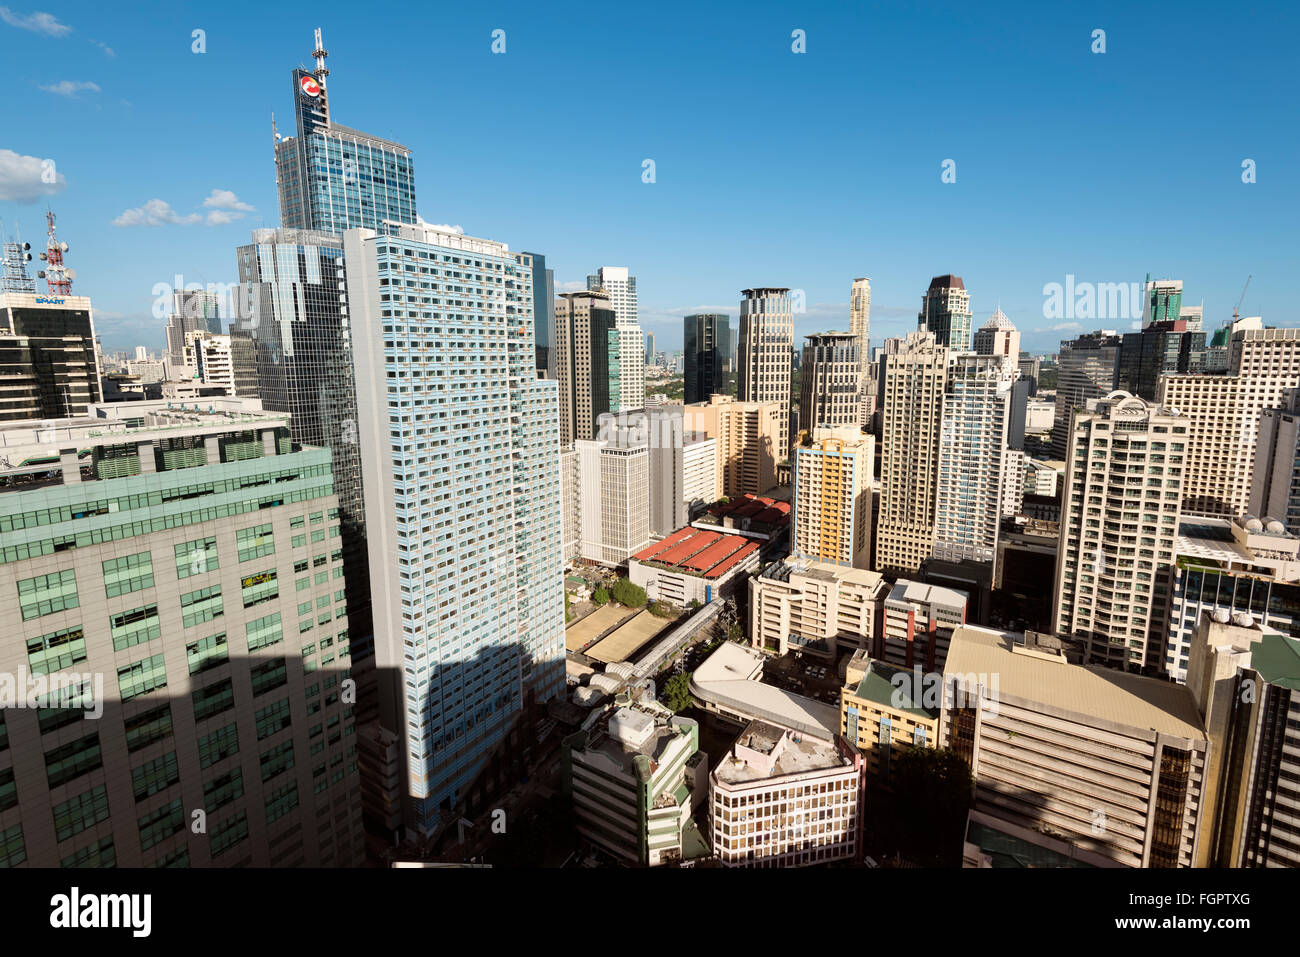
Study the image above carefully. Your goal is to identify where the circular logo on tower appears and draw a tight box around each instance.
[299,75,320,98]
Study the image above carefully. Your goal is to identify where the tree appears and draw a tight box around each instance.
[564,591,572,623]
[727,623,743,643]
[870,748,973,867]
[592,587,609,606]
[662,672,693,713]
[611,577,647,608]
[648,600,679,619]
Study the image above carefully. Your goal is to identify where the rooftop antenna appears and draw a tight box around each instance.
[312,27,329,87]
[37,209,73,296]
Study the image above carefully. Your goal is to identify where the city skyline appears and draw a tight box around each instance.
[0,1,1296,354]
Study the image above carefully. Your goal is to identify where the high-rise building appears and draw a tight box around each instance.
[943,625,1206,868]
[644,331,656,367]
[233,228,374,718]
[1116,319,1206,400]
[684,394,781,499]
[972,307,1019,362]
[1167,515,1300,683]
[164,290,222,374]
[274,29,416,233]
[560,445,581,563]
[683,314,727,405]
[1252,390,1300,534]
[184,331,236,393]
[576,420,651,566]
[850,278,871,425]
[524,252,555,379]
[555,290,620,446]
[792,426,873,569]
[917,274,973,351]
[0,398,363,866]
[799,332,861,431]
[1050,331,1122,458]
[1053,391,1187,671]
[1141,277,1183,329]
[1017,354,1040,395]
[1158,327,1300,518]
[1188,612,1300,867]
[587,266,644,412]
[0,292,103,420]
[877,331,948,575]
[596,407,714,541]
[738,288,794,457]
[227,327,260,398]
[933,354,1016,575]
[345,222,564,837]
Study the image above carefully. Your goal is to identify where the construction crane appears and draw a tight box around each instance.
[1233,275,1252,321]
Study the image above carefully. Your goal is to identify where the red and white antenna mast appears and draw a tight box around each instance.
[38,210,73,295]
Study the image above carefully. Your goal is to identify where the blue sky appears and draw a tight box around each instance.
[0,0,1296,354]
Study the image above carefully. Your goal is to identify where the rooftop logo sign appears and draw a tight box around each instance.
[299,75,320,98]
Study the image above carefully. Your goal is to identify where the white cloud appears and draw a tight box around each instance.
[89,38,113,56]
[1045,321,1082,332]
[201,189,255,225]
[0,6,71,36]
[202,188,254,212]
[415,215,462,234]
[40,80,99,97]
[0,148,65,202]
[555,280,588,292]
[112,199,201,228]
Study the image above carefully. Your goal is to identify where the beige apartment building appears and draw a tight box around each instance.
[685,394,781,499]
[877,331,948,575]
[738,287,794,459]
[942,626,1208,868]
[1052,391,1187,671]
[850,278,872,425]
[709,719,863,867]
[1157,326,1300,518]
[749,556,888,659]
[791,426,873,569]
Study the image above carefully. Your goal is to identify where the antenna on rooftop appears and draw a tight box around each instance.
[313,27,329,86]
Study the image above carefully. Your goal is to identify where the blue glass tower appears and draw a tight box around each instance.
[274,29,417,233]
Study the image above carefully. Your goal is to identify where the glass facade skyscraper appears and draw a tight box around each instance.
[345,223,564,837]
[684,313,727,405]
[274,33,417,234]
[234,228,375,720]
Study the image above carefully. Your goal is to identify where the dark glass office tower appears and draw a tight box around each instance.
[524,252,555,378]
[274,29,416,233]
[1117,319,1206,400]
[234,228,375,720]
[0,293,102,420]
[684,313,727,404]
